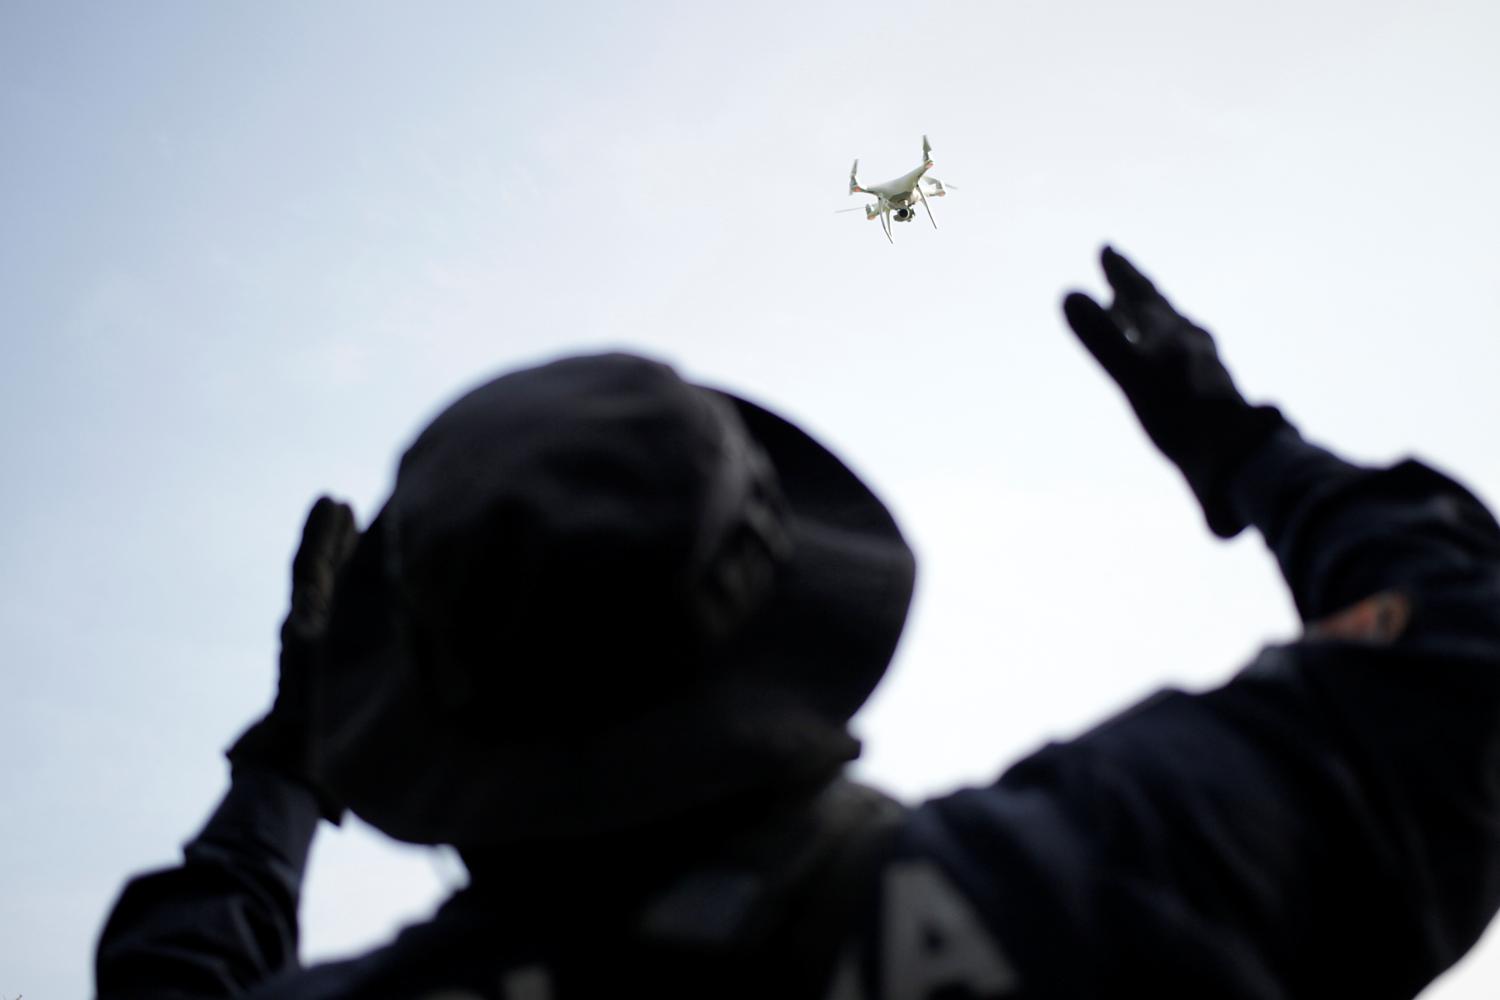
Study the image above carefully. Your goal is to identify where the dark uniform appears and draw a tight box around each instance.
[96,432,1500,1000]
[96,252,1500,999]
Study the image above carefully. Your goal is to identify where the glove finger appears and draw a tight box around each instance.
[1063,291,1140,382]
[290,496,358,630]
[1102,246,1173,338]
[1101,246,1212,352]
[295,497,357,574]
[1101,245,1166,307]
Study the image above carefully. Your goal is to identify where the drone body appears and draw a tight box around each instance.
[841,135,955,243]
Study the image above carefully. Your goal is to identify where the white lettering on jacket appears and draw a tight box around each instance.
[824,860,1019,999]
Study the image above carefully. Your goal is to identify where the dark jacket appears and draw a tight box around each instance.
[97,427,1500,999]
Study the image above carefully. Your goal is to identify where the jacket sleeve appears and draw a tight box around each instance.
[916,425,1500,998]
[95,768,320,999]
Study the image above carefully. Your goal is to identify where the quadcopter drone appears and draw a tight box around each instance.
[839,135,955,243]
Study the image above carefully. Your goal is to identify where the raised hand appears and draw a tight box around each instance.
[1063,247,1287,537]
[227,496,358,820]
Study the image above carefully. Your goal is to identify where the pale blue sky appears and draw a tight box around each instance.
[3,2,1499,997]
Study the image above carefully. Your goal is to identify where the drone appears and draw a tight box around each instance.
[839,135,955,243]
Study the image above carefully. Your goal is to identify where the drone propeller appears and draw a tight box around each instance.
[848,159,861,194]
[921,134,932,162]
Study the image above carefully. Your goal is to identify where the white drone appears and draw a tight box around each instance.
[839,135,955,243]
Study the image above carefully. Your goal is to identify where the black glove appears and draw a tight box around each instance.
[227,496,358,821]
[1063,246,1288,538]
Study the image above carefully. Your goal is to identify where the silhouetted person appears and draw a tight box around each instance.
[97,249,1500,998]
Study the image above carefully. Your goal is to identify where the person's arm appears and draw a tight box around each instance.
[1066,250,1500,992]
[96,499,356,999]
[904,251,1500,998]
[1053,438,1498,992]
[95,770,320,998]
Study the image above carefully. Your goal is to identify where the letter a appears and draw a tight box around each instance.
[883,861,1018,999]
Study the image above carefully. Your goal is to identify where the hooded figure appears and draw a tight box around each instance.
[98,251,1500,1000]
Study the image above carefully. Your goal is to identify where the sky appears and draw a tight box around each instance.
[2,1,1498,996]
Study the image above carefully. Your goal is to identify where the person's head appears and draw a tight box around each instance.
[313,353,915,848]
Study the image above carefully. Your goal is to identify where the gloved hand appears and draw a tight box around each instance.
[1063,246,1288,538]
[227,496,358,821]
